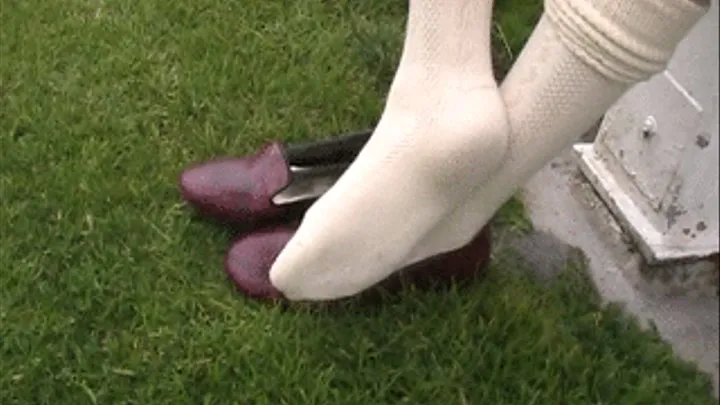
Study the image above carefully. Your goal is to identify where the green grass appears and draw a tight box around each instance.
[0,0,715,403]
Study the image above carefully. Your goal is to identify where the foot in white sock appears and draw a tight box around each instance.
[269,0,510,300]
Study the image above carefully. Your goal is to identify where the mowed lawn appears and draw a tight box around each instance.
[0,0,716,404]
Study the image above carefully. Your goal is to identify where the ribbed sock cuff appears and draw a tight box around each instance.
[546,0,709,83]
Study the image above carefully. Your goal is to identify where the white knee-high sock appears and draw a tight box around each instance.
[269,0,509,300]
[407,0,709,263]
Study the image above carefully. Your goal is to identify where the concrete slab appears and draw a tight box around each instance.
[519,148,719,397]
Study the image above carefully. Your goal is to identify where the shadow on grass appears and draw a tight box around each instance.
[215,219,717,404]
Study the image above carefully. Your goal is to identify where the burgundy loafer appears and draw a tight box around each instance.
[179,130,372,226]
[224,222,492,304]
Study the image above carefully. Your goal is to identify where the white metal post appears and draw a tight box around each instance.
[574,0,719,265]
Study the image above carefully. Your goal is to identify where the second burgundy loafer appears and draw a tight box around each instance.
[224,222,492,304]
[179,130,372,226]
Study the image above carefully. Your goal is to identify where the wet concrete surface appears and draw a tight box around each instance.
[516,147,719,398]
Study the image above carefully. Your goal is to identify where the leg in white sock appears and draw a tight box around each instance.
[408,0,710,263]
[270,0,708,301]
[269,0,510,300]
